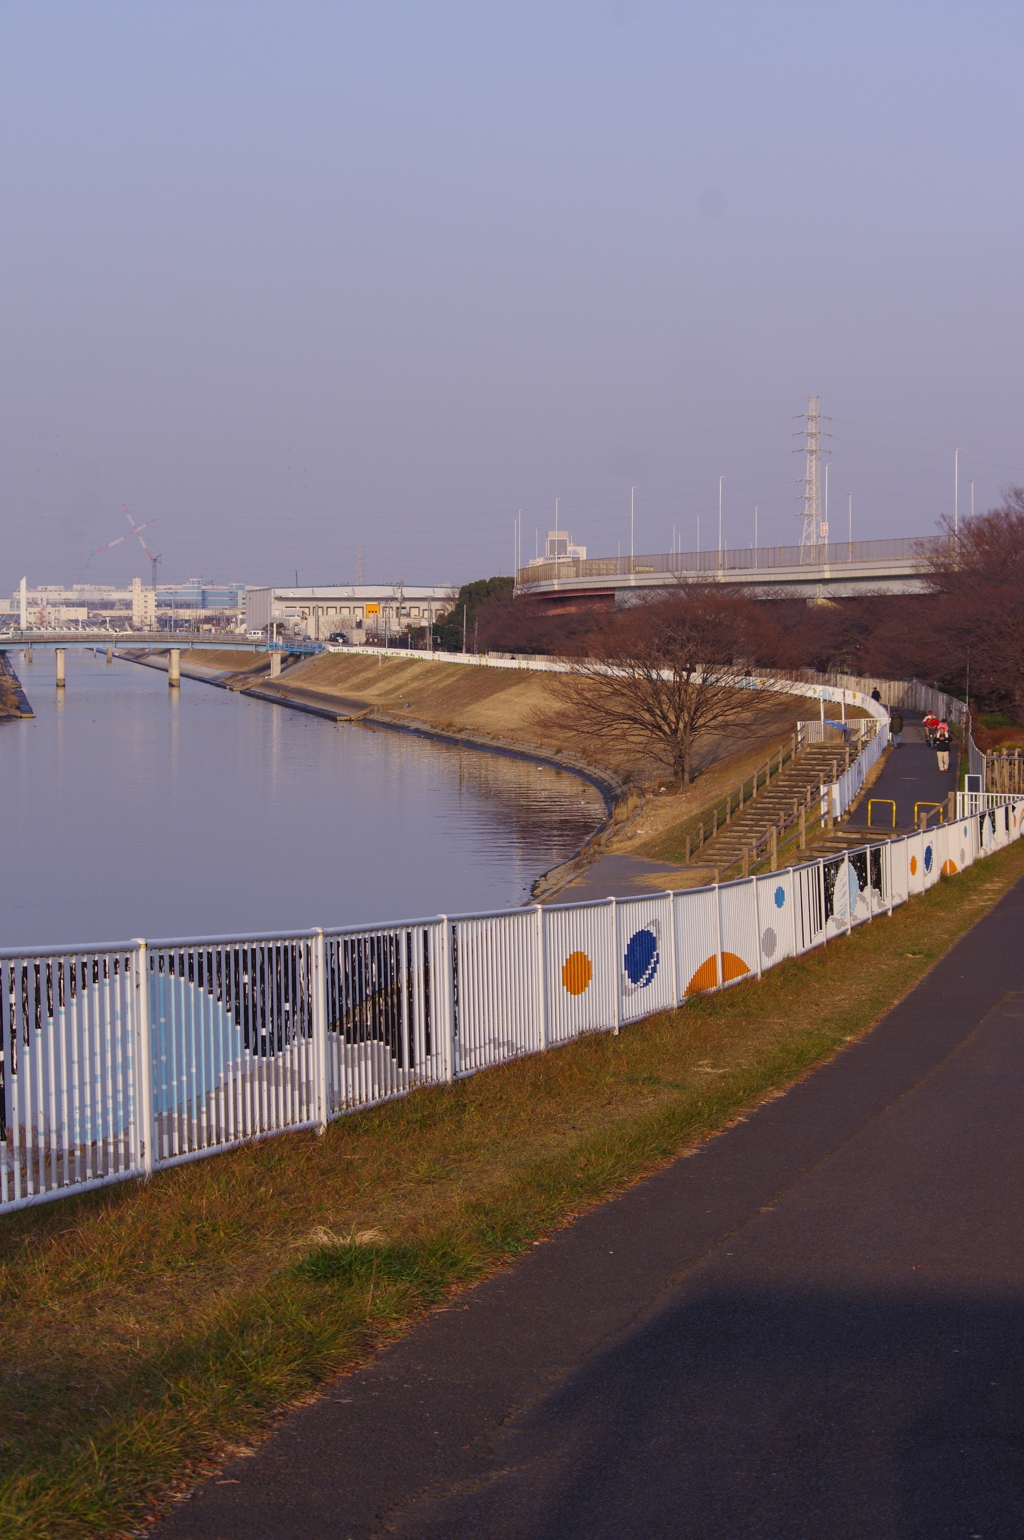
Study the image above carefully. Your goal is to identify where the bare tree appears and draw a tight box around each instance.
[924,491,1024,716]
[548,585,760,785]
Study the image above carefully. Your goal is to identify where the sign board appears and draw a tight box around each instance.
[365,604,380,615]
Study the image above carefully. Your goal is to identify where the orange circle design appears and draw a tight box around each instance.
[562,951,593,996]
[686,952,750,996]
[910,856,918,875]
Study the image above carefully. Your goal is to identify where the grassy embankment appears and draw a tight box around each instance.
[3,839,1024,1540]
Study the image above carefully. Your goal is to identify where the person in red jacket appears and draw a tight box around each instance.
[923,711,939,747]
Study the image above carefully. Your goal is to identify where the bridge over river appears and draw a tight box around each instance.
[517,534,940,608]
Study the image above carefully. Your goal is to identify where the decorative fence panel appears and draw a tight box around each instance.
[543,900,617,1044]
[452,909,539,1073]
[615,895,678,1024]
[324,919,446,1113]
[718,881,761,989]
[672,885,723,997]
[756,871,797,968]
[0,944,139,1207]
[148,933,321,1167]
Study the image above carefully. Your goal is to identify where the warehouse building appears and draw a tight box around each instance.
[244,584,453,642]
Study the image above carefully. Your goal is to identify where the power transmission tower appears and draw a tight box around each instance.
[793,396,831,559]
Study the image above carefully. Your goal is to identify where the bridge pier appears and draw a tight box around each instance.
[168,648,181,688]
[55,648,66,688]
[106,648,113,664]
[269,652,281,679]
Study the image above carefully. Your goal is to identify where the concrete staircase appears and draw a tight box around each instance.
[697,742,851,875]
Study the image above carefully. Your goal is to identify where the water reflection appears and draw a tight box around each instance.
[0,649,604,948]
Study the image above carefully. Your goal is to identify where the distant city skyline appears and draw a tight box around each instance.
[2,2,1022,592]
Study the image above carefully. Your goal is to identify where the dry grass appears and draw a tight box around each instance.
[3,841,1024,1539]
[276,653,806,787]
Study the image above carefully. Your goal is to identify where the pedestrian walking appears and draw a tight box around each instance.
[935,724,951,773]
[871,688,882,703]
[890,709,904,747]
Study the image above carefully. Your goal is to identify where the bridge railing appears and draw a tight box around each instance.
[4,791,1020,1214]
[517,535,944,587]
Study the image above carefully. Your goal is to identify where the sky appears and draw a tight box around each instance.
[2,1,1023,593]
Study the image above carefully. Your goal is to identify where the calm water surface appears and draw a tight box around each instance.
[1,649,605,948]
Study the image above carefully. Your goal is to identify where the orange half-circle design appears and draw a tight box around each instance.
[941,858,958,875]
[562,951,593,996]
[686,951,751,996]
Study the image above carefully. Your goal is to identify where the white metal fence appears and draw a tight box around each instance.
[4,797,1022,1214]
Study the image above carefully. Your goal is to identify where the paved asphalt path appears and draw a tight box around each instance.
[848,713,957,831]
[551,851,699,904]
[156,876,1024,1540]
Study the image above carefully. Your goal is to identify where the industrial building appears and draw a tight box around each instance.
[244,584,453,642]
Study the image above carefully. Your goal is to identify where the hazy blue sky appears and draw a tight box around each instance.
[2,1,1022,591]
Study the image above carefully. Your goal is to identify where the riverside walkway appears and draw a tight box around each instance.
[847,712,955,832]
[157,867,1024,1540]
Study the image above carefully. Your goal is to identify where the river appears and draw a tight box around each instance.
[0,648,606,949]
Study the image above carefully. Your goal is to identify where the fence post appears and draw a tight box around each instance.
[610,897,621,1033]
[132,939,155,1178]
[770,826,778,871]
[845,856,852,934]
[752,877,763,979]
[799,804,806,849]
[313,929,328,1131]
[439,916,455,1082]
[819,859,828,945]
[666,889,680,1005]
[715,881,724,991]
[535,904,549,1051]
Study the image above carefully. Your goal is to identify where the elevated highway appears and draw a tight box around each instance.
[516,535,940,609]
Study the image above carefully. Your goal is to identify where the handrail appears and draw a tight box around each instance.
[868,799,897,828]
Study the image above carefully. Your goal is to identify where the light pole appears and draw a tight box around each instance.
[630,486,636,570]
[848,493,853,557]
[754,506,758,563]
[718,476,723,560]
[954,448,961,541]
[824,462,829,540]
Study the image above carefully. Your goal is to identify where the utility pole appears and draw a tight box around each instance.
[630,486,635,567]
[823,462,829,540]
[794,395,831,559]
[848,493,853,556]
[718,476,723,558]
[754,505,758,556]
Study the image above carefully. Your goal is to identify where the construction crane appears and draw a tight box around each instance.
[72,507,158,600]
